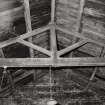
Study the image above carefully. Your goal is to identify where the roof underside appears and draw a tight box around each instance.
[0,0,105,103]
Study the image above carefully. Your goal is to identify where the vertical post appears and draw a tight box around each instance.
[50,0,57,63]
[32,69,37,91]
[23,0,34,58]
[51,0,56,23]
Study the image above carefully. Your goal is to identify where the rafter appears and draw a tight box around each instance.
[0,25,50,49]
[24,0,36,58]
[50,0,58,59]
[50,25,57,58]
[76,0,85,32]
[57,58,105,67]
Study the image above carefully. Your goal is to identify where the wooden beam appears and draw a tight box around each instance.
[58,40,88,57]
[76,0,85,32]
[56,26,105,47]
[0,57,104,67]
[23,0,32,32]
[51,0,56,23]
[0,37,18,49]
[0,58,52,67]
[50,0,57,59]
[17,39,52,56]
[50,25,57,59]
[23,0,34,57]
[0,25,50,48]
[57,58,105,67]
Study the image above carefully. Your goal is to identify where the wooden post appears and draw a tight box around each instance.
[50,0,58,64]
[50,25,57,59]
[51,0,56,23]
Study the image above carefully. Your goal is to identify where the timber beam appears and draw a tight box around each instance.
[58,40,88,57]
[0,58,105,67]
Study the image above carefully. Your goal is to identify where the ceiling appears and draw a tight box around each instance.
[0,0,105,103]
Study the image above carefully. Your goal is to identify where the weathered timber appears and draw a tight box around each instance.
[0,58,104,67]
[58,40,88,57]
[23,0,34,58]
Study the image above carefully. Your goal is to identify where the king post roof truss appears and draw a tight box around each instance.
[0,0,105,68]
